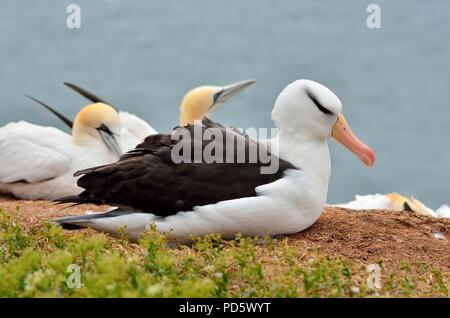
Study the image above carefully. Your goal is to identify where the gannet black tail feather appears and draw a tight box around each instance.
[63,82,119,112]
[25,95,74,129]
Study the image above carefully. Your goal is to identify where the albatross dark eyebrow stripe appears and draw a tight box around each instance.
[307,90,333,115]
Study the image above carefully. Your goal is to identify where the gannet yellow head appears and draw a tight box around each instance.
[72,102,122,156]
[179,79,255,126]
[386,193,436,216]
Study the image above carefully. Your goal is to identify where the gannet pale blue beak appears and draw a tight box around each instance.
[97,123,122,157]
[213,79,256,105]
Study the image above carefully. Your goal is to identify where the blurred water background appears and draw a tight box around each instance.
[0,0,449,207]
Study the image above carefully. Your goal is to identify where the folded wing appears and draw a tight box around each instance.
[0,122,71,183]
[58,119,296,216]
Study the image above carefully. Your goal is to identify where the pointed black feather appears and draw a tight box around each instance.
[25,95,74,129]
[54,209,135,230]
[63,82,119,112]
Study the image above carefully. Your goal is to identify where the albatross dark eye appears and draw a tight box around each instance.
[307,90,333,115]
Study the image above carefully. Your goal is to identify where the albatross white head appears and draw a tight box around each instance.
[272,79,375,186]
[179,79,255,126]
[72,102,123,157]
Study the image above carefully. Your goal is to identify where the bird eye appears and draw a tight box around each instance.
[213,91,222,104]
[307,90,333,115]
[97,123,114,136]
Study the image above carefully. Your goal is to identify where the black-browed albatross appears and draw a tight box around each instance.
[55,79,375,241]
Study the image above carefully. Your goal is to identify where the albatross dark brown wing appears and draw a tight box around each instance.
[56,119,297,216]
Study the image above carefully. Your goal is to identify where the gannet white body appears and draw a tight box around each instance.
[335,193,449,218]
[56,79,375,242]
[0,103,124,199]
[437,205,450,218]
[116,111,156,150]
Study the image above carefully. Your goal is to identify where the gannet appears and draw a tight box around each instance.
[0,103,123,199]
[55,79,375,242]
[62,80,256,144]
[62,82,156,143]
[437,205,450,218]
[335,193,450,218]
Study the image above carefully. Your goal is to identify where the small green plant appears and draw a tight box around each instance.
[433,270,449,296]
[0,210,30,260]
[0,209,448,298]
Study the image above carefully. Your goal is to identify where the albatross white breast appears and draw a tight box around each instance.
[55,79,375,242]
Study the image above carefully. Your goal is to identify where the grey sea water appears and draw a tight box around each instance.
[0,0,449,207]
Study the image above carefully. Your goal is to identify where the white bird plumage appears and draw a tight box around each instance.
[335,193,450,218]
[0,103,124,199]
[117,111,157,150]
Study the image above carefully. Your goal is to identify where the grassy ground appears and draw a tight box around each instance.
[0,195,449,298]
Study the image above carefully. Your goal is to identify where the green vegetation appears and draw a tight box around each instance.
[0,209,448,297]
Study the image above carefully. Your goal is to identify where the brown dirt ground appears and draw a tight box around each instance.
[1,193,449,273]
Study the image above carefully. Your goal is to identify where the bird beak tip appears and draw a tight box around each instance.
[332,114,375,168]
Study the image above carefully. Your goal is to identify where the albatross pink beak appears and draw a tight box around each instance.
[332,114,375,167]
